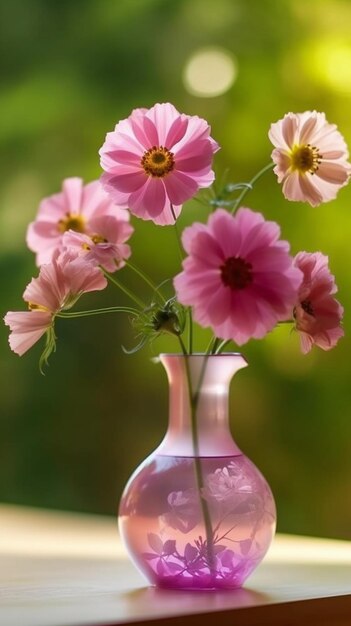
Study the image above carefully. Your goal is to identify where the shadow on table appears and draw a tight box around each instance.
[121,585,271,618]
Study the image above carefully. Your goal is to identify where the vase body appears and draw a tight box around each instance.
[118,354,276,590]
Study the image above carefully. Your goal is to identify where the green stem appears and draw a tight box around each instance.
[205,335,220,355]
[103,270,146,309]
[125,260,166,303]
[214,339,232,354]
[170,203,185,262]
[57,306,139,319]
[191,195,211,207]
[183,354,216,574]
[188,308,193,354]
[210,337,221,355]
[177,335,188,356]
[231,162,274,213]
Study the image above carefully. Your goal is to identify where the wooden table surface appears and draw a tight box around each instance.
[1,504,350,626]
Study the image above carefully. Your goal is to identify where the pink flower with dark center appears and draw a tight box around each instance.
[62,215,133,272]
[269,111,351,206]
[99,103,219,225]
[27,177,130,265]
[174,208,302,345]
[293,251,344,353]
[4,252,107,356]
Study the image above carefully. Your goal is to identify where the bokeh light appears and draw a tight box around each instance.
[307,38,351,94]
[183,47,237,97]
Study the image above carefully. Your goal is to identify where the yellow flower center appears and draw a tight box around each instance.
[141,146,175,177]
[28,303,50,312]
[91,234,108,244]
[82,234,108,251]
[290,144,322,175]
[57,213,86,233]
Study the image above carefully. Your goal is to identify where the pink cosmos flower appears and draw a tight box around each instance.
[27,177,130,265]
[174,208,303,345]
[293,251,344,353]
[99,102,219,225]
[269,111,351,206]
[62,215,133,272]
[4,252,107,356]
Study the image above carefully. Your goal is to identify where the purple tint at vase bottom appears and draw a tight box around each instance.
[119,453,276,590]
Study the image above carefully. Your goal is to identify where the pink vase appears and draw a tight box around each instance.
[118,354,276,589]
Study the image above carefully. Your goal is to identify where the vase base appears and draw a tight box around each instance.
[153,576,244,591]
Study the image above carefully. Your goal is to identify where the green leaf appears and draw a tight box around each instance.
[39,326,57,374]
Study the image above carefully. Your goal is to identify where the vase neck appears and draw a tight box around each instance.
[156,354,248,457]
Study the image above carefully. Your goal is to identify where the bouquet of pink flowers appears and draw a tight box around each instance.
[4,104,349,368]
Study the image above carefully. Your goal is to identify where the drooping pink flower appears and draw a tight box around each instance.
[269,111,351,206]
[4,252,107,356]
[62,215,133,272]
[99,103,219,225]
[293,251,344,353]
[4,310,54,358]
[27,177,130,266]
[174,208,303,345]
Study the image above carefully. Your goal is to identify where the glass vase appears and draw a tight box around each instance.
[118,354,276,590]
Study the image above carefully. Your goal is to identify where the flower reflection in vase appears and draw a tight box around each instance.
[119,354,276,589]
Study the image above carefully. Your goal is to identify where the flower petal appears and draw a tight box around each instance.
[131,113,158,149]
[163,171,198,205]
[146,103,180,146]
[129,178,167,219]
[4,311,52,356]
[315,162,349,185]
[105,171,146,193]
[165,116,188,148]
[62,178,83,214]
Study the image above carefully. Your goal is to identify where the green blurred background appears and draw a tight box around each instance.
[1,0,350,539]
